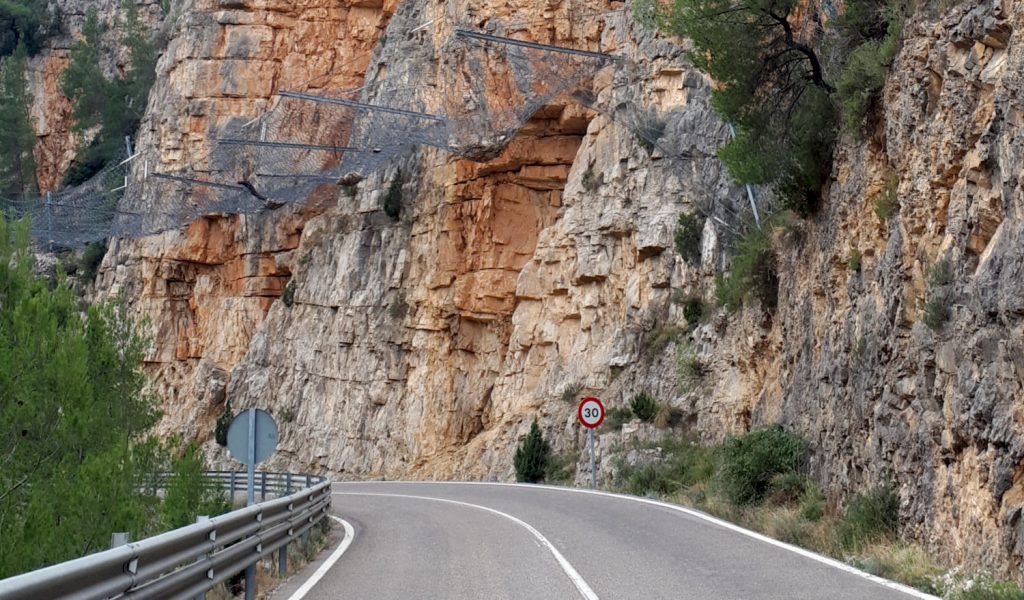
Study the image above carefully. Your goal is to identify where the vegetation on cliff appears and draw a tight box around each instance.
[0,218,228,578]
[634,0,908,215]
[60,4,157,186]
[0,41,35,196]
[0,0,56,58]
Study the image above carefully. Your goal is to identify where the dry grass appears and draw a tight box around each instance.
[848,542,946,595]
[202,520,334,599]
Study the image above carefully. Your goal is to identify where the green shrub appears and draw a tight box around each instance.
[580,167,602,191]
[835,1,905,136]
[836,485,900,552]
[873,171,899,220]
[278,406,296,424]
[544,452,576,484]
[514,419,550,483]
[624,440,715,497]
[923,258,954,331]
[383,170,403,220]
[922,295,949,331]
[77,239,107,284]
[847,248,863,272]
[676,346,703,384]
[952,578,1024,600]
[928,258,954,287]
[214,402,233,446]
[630,392,658,422]
[715,225,777,312]
[718,425,808,506]
[560,381,584,404]
[602,406,633,432]
[769,472,809,505]
[799,482,826,522]
[635,109,666,154]
[281,281,296,307]
[682,296,705,324]
[674,213,704,264]
[627,464,680,496]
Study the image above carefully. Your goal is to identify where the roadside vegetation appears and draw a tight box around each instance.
[0,218,230,578]
[605,423,1022,597]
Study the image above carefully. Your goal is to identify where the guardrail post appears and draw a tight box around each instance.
[278,544,287,578]
[229,471,236,503]
[286,473,292,494]
[305,474,311,489]
[110,532,129,548]
[261,471,267,501]
[194,516,209,600]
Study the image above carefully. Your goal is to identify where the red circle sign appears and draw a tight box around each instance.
[577,397,605,429]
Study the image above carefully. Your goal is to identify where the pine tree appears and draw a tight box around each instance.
[514,419,550,483]
[637,0,838,215]
[0,42,36,196]
[0,217,161,577]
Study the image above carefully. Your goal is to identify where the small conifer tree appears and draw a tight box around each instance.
[514,419,550,483]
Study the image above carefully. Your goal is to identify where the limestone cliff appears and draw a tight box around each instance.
[79,0,1024,579]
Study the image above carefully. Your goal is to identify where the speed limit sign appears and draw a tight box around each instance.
[577,397,605,429]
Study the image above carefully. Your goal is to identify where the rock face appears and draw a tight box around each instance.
[95,0,397,440]
[614,0,1024,577]
[83,0,1024,579]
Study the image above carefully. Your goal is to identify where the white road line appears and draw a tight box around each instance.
[336,482,939,600]
[334,491,600,600]
[285,515,356,600]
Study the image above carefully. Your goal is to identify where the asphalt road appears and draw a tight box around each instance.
[275,482,937,600]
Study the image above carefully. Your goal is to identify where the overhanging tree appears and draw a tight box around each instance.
[639,0,839,215]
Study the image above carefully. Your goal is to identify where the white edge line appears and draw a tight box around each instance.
[285,515,355,600]
[335,481,940,600]
[334,491,599,600]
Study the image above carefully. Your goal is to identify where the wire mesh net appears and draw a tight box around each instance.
[0,18,749,250]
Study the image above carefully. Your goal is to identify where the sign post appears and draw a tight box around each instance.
[577,397,605,489]
[226,408,279,600]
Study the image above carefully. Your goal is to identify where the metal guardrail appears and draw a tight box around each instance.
[0,471,331,600]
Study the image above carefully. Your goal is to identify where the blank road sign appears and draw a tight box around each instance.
[226,409,279,465]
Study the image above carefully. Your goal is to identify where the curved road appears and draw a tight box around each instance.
[274,482,937,600]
